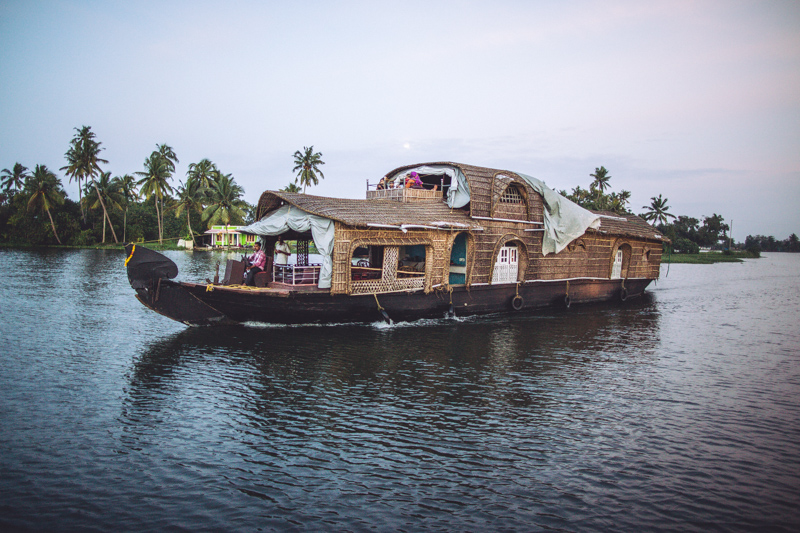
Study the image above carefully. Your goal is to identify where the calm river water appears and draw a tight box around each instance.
[1,249,798,532]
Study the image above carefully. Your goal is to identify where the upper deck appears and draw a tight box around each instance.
[366,187,443,203]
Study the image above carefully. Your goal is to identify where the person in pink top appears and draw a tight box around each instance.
[245,241,267,286]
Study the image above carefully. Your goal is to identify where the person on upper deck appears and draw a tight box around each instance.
[245,241,266,286]
[405,171,424,189]
[274,235,291,265]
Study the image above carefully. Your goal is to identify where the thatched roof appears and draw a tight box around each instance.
[256,191,482,230]
[591,211,668,242]
[256,163,667,243]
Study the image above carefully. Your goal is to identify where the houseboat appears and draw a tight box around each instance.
[124,162,667,326]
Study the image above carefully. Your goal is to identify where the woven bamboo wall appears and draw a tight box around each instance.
[471,222,543,284]
[533,234,663,280]
[330,224,452,295]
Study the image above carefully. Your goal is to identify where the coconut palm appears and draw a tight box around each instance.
[173,179,204,245]
[292,146,325,194]
[279,182,302,193]
[113,174,139,243]
[83,171,123,243]
[136,152,174,244]
[641,194,676,226]
[590,166,611,200]
[25,164,65,244]
[157,143,179,173]
[186,158,218,192]
[1,163,29,194]
[202,172,247,228]
[62,126,118,242]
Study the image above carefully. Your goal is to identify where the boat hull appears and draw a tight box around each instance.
[135,278,652,326]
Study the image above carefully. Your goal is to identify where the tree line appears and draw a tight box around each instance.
[561,166,798,254]
[0,125,326,247]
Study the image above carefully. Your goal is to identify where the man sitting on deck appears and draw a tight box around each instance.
[245,241,266,286]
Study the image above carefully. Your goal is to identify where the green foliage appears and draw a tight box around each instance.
[641,194,676,226]
[589,166,611,198]
[201,172,248,228]
[292,146,325,194]
[280,182,302,193]
[1,163,29,194]
[558,166,631,214]
[672,236,700,254]
[744,234,798,253]
[136,145,176,243]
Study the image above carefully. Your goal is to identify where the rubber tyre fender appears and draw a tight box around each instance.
[620,288,628,302]
[511,295,524,311]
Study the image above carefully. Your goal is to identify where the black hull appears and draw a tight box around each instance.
[136,278,652,326]
[124,243,653,326]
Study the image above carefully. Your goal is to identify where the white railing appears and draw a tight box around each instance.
[273,264,321,286]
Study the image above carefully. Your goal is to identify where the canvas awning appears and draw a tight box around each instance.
[238,205,335,289]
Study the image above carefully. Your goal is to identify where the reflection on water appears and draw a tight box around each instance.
[1,249,799,532]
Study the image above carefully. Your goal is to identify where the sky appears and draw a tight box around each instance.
[1,0,799,239]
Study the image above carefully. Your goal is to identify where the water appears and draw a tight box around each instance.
[1,249,798,532]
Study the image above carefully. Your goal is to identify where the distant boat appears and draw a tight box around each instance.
[124,162,667,326]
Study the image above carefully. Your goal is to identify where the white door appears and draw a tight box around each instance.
[492,245,519,284]
[611,249,623,279]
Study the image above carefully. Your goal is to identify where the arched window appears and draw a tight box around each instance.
[500,185,523,204]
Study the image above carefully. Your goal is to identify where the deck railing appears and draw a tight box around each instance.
[273,264,321,286]
[366,188,443,203]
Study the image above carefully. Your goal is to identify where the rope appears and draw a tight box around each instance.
[373,293,384,311]
[449,286,454,306]
[665,245,672,277]
[565,280,570,297]
[516,282,521,298]
[124,244,136,267]
[206,284,214,292]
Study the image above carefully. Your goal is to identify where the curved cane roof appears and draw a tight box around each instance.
[256,162,666,243]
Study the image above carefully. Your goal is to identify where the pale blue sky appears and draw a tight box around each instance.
[2,0,798,238]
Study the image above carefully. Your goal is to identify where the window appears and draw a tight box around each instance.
[500,185,523,204]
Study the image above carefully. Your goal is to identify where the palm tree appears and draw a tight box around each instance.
[26,164,65,245]
[61,138,86,222]
[136,152,174,244]
[279,182,302,193]
[174,179,204,245]
[113,174,139,243]
[641,194,677,226]
[62,126,118,242]
[83,171,123,243]
[157,144,179,173]
[186,158,218,191]
[1,163,29,194]
[292,146,325,193]
[590,166,611,200]
[202,172,247,229]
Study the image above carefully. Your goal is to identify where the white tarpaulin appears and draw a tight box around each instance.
[516,173,601,255]
[388,165,471,208]
[238,205,335,288]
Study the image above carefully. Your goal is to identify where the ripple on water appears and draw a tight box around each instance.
[1,251,799,531]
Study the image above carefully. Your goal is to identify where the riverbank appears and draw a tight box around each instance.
[664,250,759,264]
[0,242,185,252]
